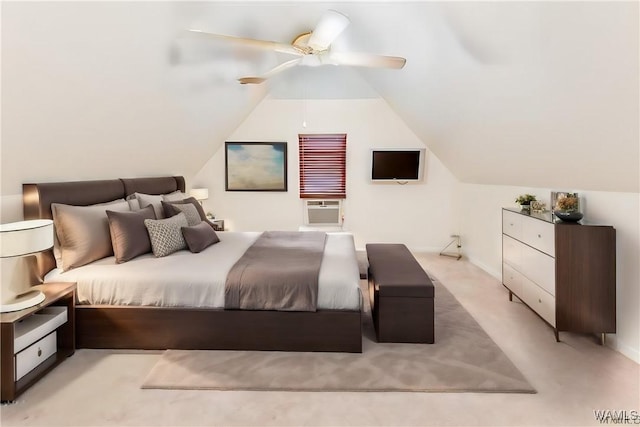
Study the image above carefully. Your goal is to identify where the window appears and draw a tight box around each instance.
[298,133,346,199]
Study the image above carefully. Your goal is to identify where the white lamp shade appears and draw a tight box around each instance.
[0,219,54,258]
[190,188,209,201]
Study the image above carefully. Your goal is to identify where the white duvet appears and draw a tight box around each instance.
[45,231,362,310]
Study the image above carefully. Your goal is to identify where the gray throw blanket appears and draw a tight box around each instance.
[225,231,327,312]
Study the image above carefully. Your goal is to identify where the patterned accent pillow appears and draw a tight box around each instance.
[144,213,188,257]
[171,203,201,226]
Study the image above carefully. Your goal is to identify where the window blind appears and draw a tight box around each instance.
[298,133,346,199]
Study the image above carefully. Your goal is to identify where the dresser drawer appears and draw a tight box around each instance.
[502,235,522,270]
[502,210,522,240]
[502,263,522,296]
[520,243,556,296]
[522,217,555,257]
[520,276,556,327]
[15,331,57,381]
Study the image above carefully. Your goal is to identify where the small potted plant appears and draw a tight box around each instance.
[515,194,537,210]
[554,193,582,222]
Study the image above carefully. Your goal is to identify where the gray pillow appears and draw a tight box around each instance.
[52,200,130,271]
[144,212,188,257]
[135,193,165,219]
[162,191,188,202]
[53,198,127,269]
[171,203,201,226]
[106,205,156,263]
[162,197,218,230]
[127,198,141,211]
[182,222,220,253]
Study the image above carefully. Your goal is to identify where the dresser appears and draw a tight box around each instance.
[501,208,616,343]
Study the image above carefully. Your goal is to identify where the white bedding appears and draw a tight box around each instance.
[45,231,361,310]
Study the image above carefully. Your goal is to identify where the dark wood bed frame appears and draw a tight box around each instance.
[23,176,362,353]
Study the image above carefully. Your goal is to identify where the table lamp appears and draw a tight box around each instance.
[190,188,209,206]
[0,219,53,313]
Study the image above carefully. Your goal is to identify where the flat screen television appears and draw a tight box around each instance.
[370,148,426,182]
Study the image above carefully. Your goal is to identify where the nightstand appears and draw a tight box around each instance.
[1,282,76,402]
[211,219,225,231]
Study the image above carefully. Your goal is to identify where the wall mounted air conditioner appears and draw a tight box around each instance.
[304,200,342,226]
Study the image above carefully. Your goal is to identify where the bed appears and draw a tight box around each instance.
[23,176,362,352]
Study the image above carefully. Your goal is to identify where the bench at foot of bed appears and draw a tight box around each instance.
[366,243,435,344]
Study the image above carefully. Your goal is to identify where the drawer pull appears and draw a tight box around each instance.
[538,234,541,238]
[538,299,542,303]
[37,347,42,357]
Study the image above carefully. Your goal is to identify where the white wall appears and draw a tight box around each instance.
[192,98,459,251]
[458,183,640,363]
[363,1,639,193]
[1,1,266,197]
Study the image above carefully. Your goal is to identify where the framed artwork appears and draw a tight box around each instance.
[225,142,288,192]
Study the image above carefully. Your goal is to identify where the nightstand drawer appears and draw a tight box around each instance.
[15,331,57,381]
[14,306,67,353]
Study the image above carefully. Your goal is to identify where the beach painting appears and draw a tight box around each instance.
[225,142,288,191]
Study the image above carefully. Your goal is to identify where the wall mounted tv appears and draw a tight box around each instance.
[370,148,426,182]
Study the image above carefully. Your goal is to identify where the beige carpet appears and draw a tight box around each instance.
[142,279,535,393]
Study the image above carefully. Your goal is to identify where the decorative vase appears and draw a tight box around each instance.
[554,210,583,222]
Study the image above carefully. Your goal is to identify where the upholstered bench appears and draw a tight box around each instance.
[366,243,435,344]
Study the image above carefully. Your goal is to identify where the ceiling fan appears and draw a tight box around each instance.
[187,10,407,84]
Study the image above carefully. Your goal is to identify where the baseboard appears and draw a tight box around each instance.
[356,246,441,253]
[466,256,501,280]
[408,246,442,253]
[606,336,640,364]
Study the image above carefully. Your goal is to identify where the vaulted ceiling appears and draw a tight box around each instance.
[2,1,638,194]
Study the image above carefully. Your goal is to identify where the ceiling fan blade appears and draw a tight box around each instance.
[328,51,407,69]
[187,29,303,56]
[307,10,350,51]
[237,77,268,85]
[238,58,303,84]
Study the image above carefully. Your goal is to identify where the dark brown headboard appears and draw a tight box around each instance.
[23,176,186,279]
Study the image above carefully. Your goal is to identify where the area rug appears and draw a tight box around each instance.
[142,278,535,393]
